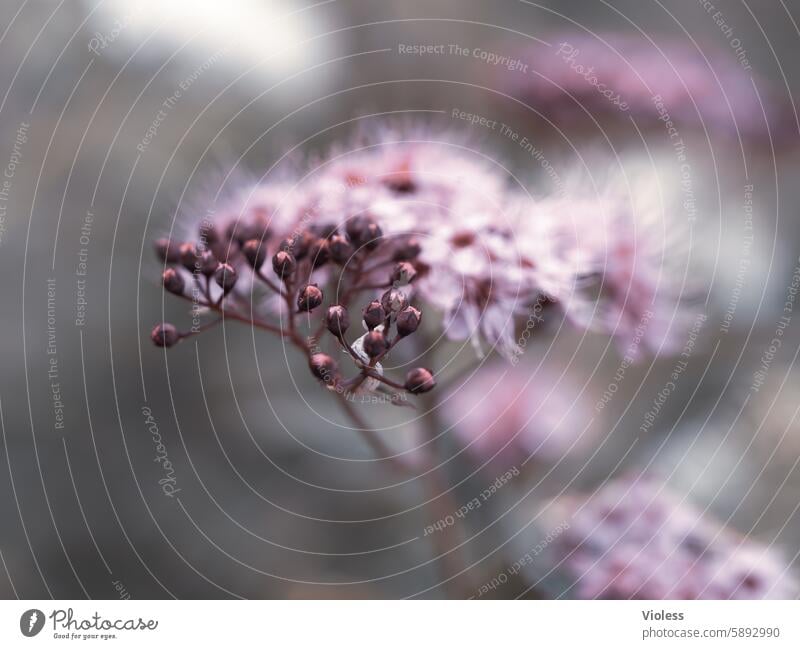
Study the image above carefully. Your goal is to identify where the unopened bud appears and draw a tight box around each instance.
[363,330,388,359]
[312,222,338,239]
[405,367,435,394]
[242,239,267,269]
[392,236,422,261]
[363,222,383,251]
[214,263,238,292]
[272,250,296,279]
[297,284,323,311]
[381,288,408,315]
[154,238,181,263]
[162,268,185,295]
[391,261,417,285]
[309,353,337,382]
[362,300,386,330]
[308,237,330,268]
[279,231,312,260]
[179,242,199,272]
[396,306,422,337]
[325,305,350,337]
[151,323,180,348]
[197,249,218,276]
[345,215,371,246]
[329,235,354,264]
[198,222,221,246]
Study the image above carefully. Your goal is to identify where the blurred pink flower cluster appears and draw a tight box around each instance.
[443,361,597,466]
[172,126,693,358]
[548,475,798,599]
[504,33,791,139]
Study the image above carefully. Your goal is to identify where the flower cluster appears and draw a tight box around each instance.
[150,126,695,386]
[151,209,434,400]
[547,475,798,599]
[521,161,697,355]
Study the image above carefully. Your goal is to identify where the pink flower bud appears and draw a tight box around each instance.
[381,288,408,314]
[325,305,350,337]
[309,353,337,382]
[272,250,296,279]
[151,323,180,348]
[362,300,385,329]
[363,330,388,359]
[297,283,323,311]
[161,268,185,295]
[242,239,267,269]
[405,368,435,394]
[396,306,422,337]
[214,263,238,292]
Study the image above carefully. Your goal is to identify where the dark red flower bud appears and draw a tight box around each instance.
[154,238,181,263]
[198,222,221,246]
[309,353,337,382]
[162,268,185,295]
[308,237,330,268]
[179,242,199,271]
[297,283,323,311]
[272,250,296,279]
[279,231,312,260]
[197,249,219,276]
[396,306,422,337]
[325,305,350,337]
[214,263,238,292]
[344,216,382,249]
[312,222,338,239]
[404,367,435,394]
[392,236,422,261]
[362,300,386,330]
[329,235,354,264]
[151,323,180,348]
[250,215,272,242]
[242,239,267,269]
[363,222,383,251]
[391,261,417,285]
[363,330,388,359]
[381,288,408,314]
[345,215,371,246]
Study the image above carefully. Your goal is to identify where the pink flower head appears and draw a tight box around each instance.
[549,475,798,599]
[523,162,698,356]
[165,125,700,362]
[296,127,543,357]
[443,361,597,466]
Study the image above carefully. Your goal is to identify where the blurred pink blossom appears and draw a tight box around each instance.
[443,361,597,465]
[505,33,792,140]
[522,162,698,355]
[176,126,697,360]
[549,475,798,599]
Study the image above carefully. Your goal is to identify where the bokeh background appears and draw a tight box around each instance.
[1,0,800,599]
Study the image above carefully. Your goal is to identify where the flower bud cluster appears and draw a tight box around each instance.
[150,211,434,399]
